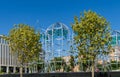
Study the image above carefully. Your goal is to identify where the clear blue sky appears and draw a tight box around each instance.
[0,0,120,35]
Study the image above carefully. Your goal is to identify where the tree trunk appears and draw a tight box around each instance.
[20,67,23,77]
[92,63,94,77]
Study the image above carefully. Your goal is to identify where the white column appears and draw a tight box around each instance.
[0,66,1,72]
[32,66,34,73]
[25,67,27,73]
[9,48,11,65]
[6,66,9,74]
[13,67,16,73]
[29,67,31,73]
[5,45,6,66]
[33,65,35,73]
[2,45,3,65]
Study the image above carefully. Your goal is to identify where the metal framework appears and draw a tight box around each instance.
[108,30,120,71]
[38,23,120,72]
[95,30,120,72]
[40,22,70,72]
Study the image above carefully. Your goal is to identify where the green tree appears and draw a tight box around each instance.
[4,24,41,77]
[72,10,111,77]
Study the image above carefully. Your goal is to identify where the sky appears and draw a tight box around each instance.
[0,0,120,35]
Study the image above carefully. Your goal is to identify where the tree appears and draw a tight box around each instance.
[72,10,111,77]
[4,24,41,77]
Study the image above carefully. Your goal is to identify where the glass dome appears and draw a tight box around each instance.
[46,22,69,39]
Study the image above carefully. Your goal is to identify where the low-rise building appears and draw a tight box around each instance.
[0,35,36,73]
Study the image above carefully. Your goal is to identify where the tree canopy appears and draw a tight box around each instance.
[4,24,41,77]
[72,10,111,77]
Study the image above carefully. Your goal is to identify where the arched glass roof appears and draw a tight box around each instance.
[45,22,70,39]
